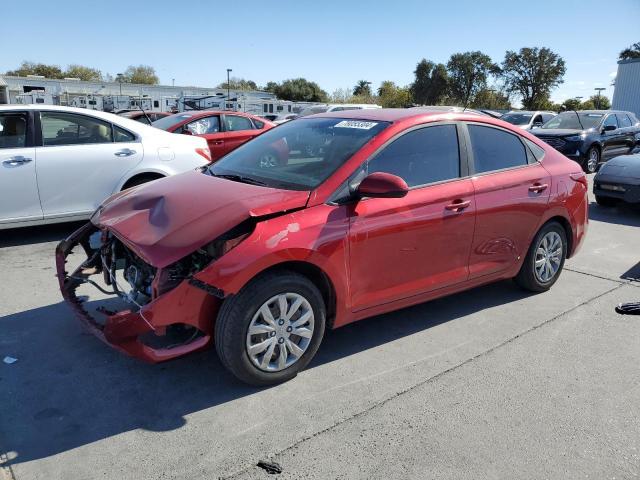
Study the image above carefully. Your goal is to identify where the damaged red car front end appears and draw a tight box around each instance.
[55,170,309,362]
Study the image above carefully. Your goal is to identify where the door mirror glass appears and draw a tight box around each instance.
[603,124,616,132]
[357,172,409,199]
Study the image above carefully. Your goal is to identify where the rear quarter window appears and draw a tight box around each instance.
[467,124,528,173]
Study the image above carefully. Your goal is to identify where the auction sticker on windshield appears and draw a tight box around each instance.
[335,120,379,130]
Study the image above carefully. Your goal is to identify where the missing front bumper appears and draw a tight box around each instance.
[55,222,220,362]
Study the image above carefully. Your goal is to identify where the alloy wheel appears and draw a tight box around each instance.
[534,231,563,283]
[246,293,315,372]
[587,148,599,173]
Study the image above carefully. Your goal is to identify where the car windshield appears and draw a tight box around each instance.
[541,112,603,130]
[501,113,533,125]
[151,113,195,130]
[299,106,329,116]
[209,117,390,190]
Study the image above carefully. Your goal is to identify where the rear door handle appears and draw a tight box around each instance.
[114,149,136,157]
[529,183,548,193]
[445,199,471,212]
[2,156,32,167]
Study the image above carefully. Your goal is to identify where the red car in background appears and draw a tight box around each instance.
[116,110,173,125]
[57,109,588,386]
[152,110,275,162]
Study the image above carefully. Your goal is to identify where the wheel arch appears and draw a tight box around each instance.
[249,261,338,328]
[541,215,574,258]
[118,170,167,191]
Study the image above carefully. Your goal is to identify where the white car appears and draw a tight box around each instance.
[0,105,211,229]
[500,110,557,130]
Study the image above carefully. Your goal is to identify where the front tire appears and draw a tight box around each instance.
[515,222,567,292]
[215,271,326,386]
[584,146,600,174]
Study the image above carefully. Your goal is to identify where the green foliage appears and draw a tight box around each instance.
[470,88,511,110]
[501,47,566,110]
[263,81,279,93]
[353,80,372,97]
[561,98,582,111]
[446,51,498,106]
[619,42,640,60]
[121,65,159,85]
[218,77,258,90]
[64,64,102,81]
[378,81,412,107]
[6,61,64,79]
[410,59,449,105]
[268,78,328,102]
[588,94,610,110]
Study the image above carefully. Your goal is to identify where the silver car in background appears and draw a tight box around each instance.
[501,110,557,130]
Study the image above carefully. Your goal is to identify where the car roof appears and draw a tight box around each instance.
[309,107,489,122]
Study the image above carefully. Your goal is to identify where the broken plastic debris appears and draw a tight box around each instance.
[3,356,17,364]
[256,460,282,474]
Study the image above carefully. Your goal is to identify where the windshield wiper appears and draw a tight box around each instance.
[209,172,267,186]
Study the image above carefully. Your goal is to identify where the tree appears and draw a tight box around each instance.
[218,77,258,90]
[500,47,566,110]
[353,80,372,97]
[619,42,640,60]
[270,78,328,102]
[329,88,351,103]
[588,94,610,110]
[263,81,279,93]
[561,98,582,111]
[470,88,511,110]
[64,64,102,81]
[410,59,449,105]
[6,61,64,79]
[447,51,498,107]
[377,81,412,107]
[122,65,159,84]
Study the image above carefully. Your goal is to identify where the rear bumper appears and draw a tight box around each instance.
[55,222,221,362]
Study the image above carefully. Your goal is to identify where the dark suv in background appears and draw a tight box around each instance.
[531,110,640,173]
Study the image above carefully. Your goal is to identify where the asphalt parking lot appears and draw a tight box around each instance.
[1,176,639,480]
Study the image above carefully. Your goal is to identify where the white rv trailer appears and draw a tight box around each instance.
[15,92,57,105]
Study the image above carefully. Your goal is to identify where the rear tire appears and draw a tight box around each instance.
[215,271,326,386]
[515,222,567,293]
[595,195,618,207]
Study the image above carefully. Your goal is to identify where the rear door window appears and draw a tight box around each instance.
[616,114,632,128]
[224,115,254,131]
[0,113,28,149]
[467,124,528,173]
[41,112,113,146]
[367,124,460,187]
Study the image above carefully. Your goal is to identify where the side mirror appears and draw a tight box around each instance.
[356,172,409,199]
[603,124,616,132]
[181,128,193,135]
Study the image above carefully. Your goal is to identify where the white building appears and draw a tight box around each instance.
[612,58,640,117]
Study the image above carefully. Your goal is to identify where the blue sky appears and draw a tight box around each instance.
[2,0,638,105]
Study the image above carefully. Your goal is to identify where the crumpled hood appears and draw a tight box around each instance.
[532,128,583,137]
[94,169,310,267]
[597,154,640,179]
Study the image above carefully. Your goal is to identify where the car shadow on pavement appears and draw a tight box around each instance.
[0,222,85,248]
[589,201,640,227]
[0,278,533,467]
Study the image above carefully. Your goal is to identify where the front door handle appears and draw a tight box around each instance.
[2,156,32,167]
[445,199,471,212]
[212,140,224,145]
[529,183,548,193]
[114,149,136,157]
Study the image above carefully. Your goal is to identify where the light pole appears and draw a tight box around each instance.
[226,68,232,110]
[594,87,606,109]
[172,78,175,87]
[116,73,124,95]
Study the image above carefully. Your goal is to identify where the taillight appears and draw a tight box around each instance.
[196,147,212,163]
[569,172,588,188]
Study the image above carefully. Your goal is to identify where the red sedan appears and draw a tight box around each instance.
[152,110,275,162]
[57,109,588,385]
